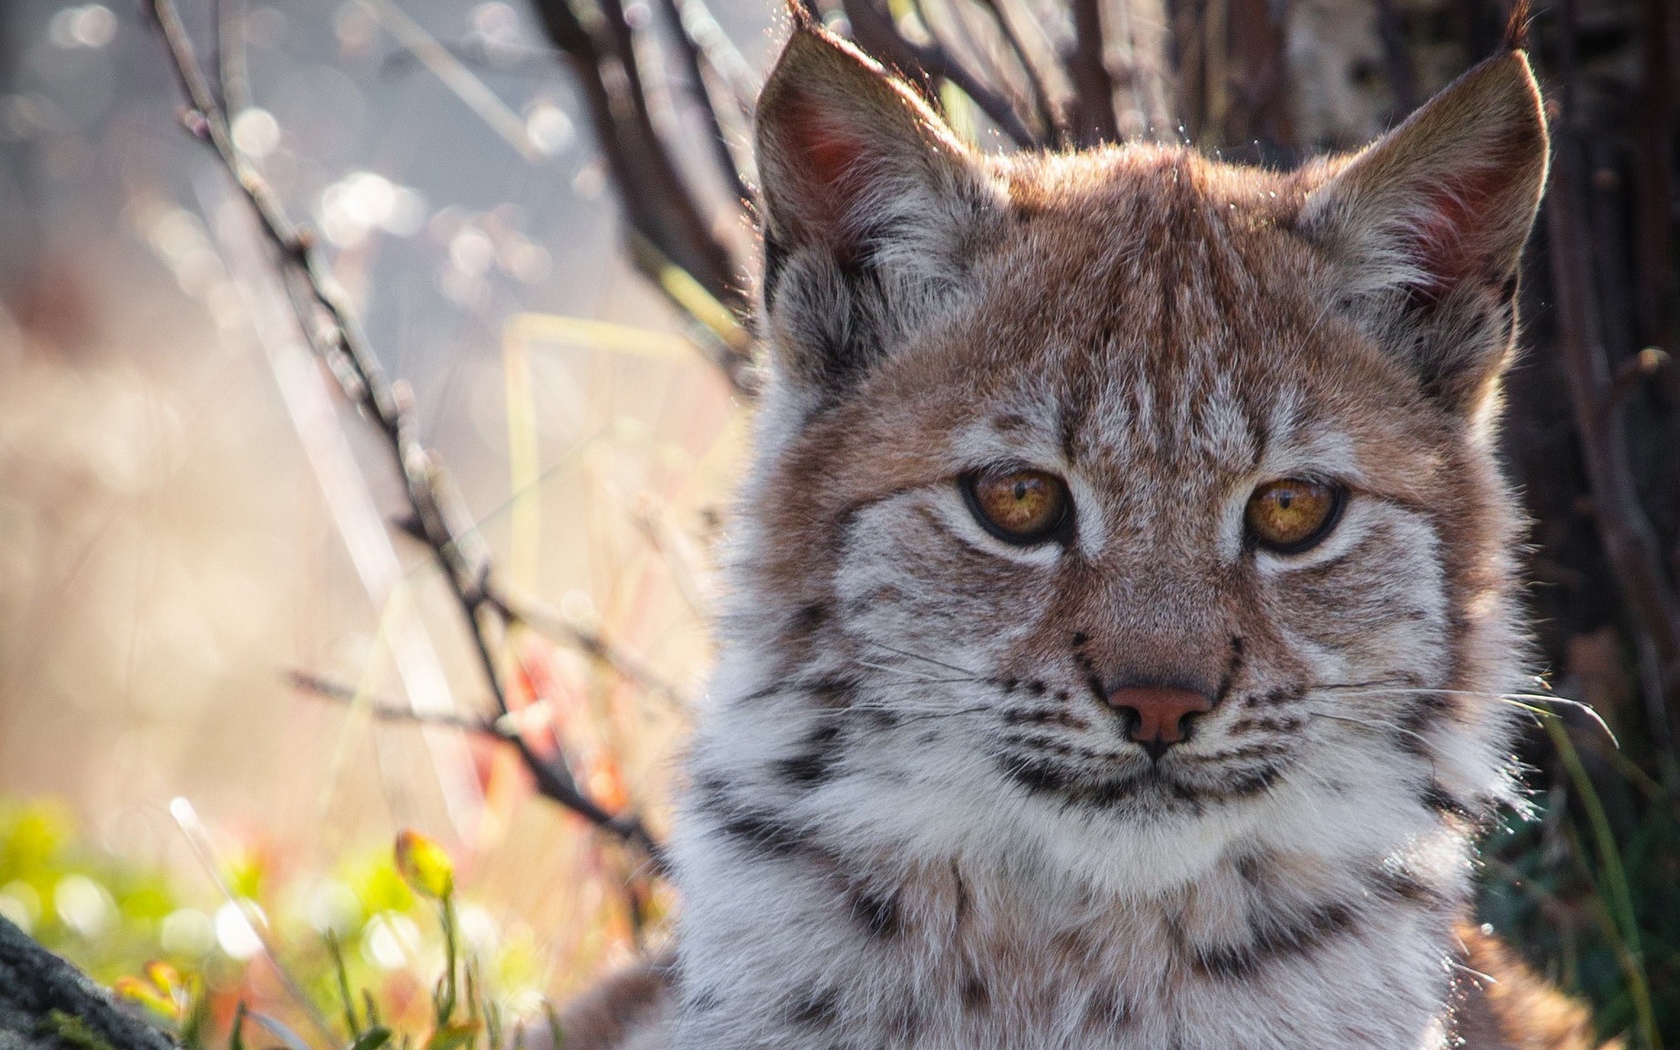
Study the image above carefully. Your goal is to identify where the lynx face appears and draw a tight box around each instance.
[754,152,1507,832]
[659,23,1555,1050]
[694,27,1548,889]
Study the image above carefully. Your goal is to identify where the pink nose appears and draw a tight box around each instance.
[1106,686,1214,752]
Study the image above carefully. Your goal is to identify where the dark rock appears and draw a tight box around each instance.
[0,916,178,1050]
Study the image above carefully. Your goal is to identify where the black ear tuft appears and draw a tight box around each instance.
[1503,0,1533,52]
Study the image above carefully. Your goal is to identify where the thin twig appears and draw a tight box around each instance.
[970,0,1063,141]
[145,0,663,866]
[289,670,500,734]
[215,0,249,115]
[670,0,761,115]
[362,0,543,160]
[291,669,667,872]
[839,0,1042,147]
[385,508,693,708]
[916,0,1031,140]
[380,40,567,80]
[482,586,692,709]
[655,0,756,205]
[527,0,751,340]
[626,230,758,393]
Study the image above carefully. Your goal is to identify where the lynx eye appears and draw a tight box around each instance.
[963,468,1071,545]
[1245,479,1343,553]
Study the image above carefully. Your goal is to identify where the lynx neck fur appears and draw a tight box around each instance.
[561,17,1602,1050]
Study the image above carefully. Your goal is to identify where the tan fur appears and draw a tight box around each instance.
[1451,924,1609,1050]
[558,22,1601,1050]
[553,956,674,1050]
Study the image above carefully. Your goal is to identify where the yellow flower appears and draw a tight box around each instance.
[141,961,184,999]
[393,829,455,900]
[113,967,183,1021]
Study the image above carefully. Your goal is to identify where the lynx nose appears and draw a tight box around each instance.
[1106,686,1214,759]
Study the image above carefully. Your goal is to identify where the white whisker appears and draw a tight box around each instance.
[1301,705,1437,754]
[855,639,982,677]
[1308,686,1617,747]
[854,659,979,685]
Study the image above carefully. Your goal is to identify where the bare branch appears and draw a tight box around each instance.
[628,231,759,394]
[362,0,543,160]
[384,510,693,708]
[839,0,1043,147]
[1546,5,1680,763]
[291,669,668,872]
[145,0,664,867]
[668,0,761,115]
[969,0,1063,142]
[379,40,567,80]
[215,0,250,115]
[288,670,498,734]
[482,587,693,710]
[655,0,756,207]
[527,0,754,364]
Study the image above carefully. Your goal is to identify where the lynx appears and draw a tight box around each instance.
[562,15,1602,1050]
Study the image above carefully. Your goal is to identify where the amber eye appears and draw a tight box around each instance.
[963,468,1072,545]
[1245,479,1343,553]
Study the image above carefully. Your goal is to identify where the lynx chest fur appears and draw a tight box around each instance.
[561,19,1601,1050]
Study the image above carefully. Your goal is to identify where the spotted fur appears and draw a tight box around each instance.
[562,19,1601,1050]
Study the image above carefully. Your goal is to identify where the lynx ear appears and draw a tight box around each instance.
[755,22,998,396]
[1300,50,1549,413]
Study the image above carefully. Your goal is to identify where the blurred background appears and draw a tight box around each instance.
[0,0,764,1030]
[0,0,1672,1046]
